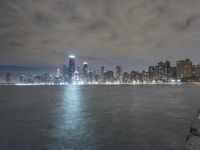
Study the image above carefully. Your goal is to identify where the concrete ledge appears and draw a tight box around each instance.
[180,110,200,150]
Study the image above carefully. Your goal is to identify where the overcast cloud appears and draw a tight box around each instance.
[0,0,200,71]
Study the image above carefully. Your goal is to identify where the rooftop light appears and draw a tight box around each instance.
[69,55,75,58]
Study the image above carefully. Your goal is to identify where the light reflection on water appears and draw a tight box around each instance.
[62,85,82,130]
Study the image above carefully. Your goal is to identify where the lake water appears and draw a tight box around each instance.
[0,85,200,150]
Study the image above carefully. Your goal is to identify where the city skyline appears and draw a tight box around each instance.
[1,55,200,84]
[0,0,200,71]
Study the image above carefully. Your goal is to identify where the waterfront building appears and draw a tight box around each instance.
[149,66,158,82]
[101,66,104,77]
[104,71,114,83]
[88,71,94,83]
[169,67,177,80]
[122,72,129,83]
[93,72,100,83]
[82,62,89,82]
[63,64,69,82]
[56,68,61,77]
[116,66,122,83]
[193,64,200,77]
[130,70,140,83]
[177,59,193,78]
[158,60,170,82]
[68,55,76,83]
[20,75,25,83]
[100,66,105,82]
[141,70,149,83]
[73,70,80,81]
[5,72,12,83]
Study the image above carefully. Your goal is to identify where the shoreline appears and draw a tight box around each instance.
[1,82,200,86]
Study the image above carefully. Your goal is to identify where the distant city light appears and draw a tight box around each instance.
[69,55,75,58]
[2,57,200,85]
[83,61,88,65]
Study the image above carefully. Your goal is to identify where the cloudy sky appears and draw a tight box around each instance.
[0,0,200,71]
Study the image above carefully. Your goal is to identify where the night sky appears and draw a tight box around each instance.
[0,0,200,71]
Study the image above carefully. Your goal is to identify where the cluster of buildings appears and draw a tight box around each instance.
[122,59,200,83]
[56,56,200,84]
[1,56,200,85]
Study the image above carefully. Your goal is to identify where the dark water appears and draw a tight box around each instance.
[0,85,200,150]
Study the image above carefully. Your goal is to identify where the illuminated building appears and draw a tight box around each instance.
[130,71,140,83]
[93,72,100,83]
[116,66,122,83]
[82,62,88,82]
[73,70,79,80]
[20,75,25,83]
[141,70,149,83]
[193,64,200,77]
[122,72,129,83]
[158,60,170,82]
[177,59,192,78]
[100,66,104,82]
[56,68,61,77]
[104,71,114,83]
[149,66,158,82]
[68,55,76,83]
[101,66,104,77]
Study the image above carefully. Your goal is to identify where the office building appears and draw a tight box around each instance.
[177,59,192,78]
[68,55,76,82]
[158,60,170,82]
[193,64,200,77]
[82,62,89,81]
[116,66,122,82]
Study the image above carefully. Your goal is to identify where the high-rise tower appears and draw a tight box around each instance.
[68,55,75,83]
[82,61,88,81]
[116,66,122,82]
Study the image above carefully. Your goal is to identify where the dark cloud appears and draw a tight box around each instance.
[0,0,200,71]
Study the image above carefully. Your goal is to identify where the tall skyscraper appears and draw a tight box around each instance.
[63,64,69,82]
[101,66,104,77]
[116,66,122,82]
[82,61,88,81]
[68,55,75,83]
[177,59,192,78]
[158,60,170,82]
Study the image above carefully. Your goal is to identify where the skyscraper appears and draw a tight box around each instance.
[158,60,170,82]
[68,55,75,83]
[63,64,69,82]
[101,66,104,78]
[192,64,200,77]
[177,59,192,78]
[82,61,88,81]
[116,66,122,82]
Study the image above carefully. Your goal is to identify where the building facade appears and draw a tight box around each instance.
[177,59,192,78]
